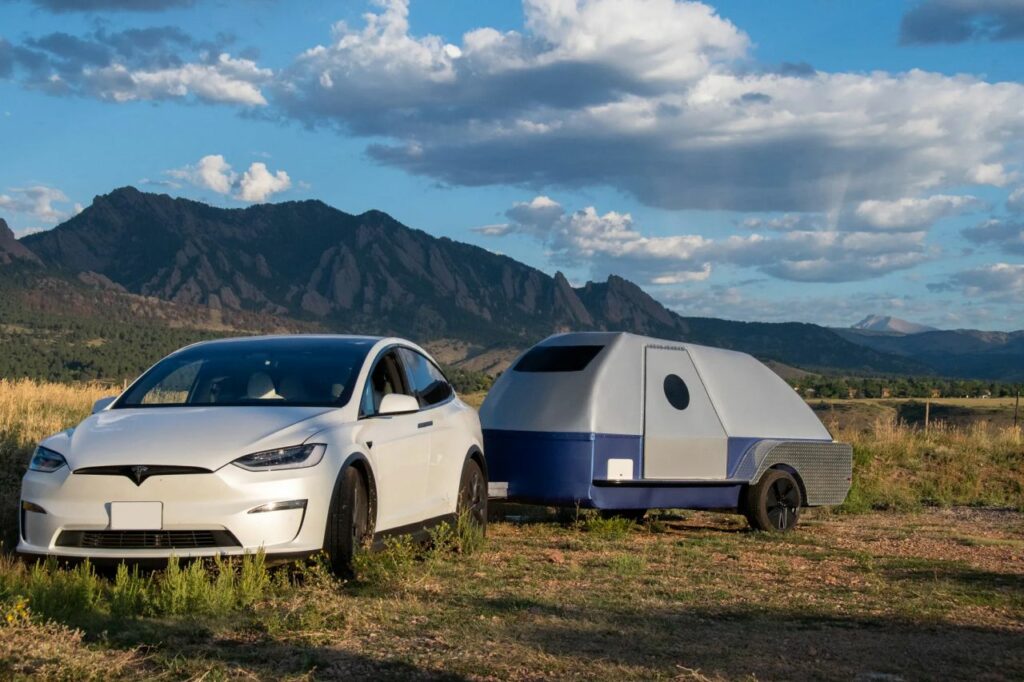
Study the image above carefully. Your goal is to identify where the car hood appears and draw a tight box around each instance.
[46,406,340,471]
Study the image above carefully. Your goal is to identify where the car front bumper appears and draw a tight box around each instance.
[17,460,338,560]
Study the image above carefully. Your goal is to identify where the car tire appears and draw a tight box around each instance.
[457,458,487,536]
[745,469,802,532]
[599,509,647,522]
[323,465,371,576]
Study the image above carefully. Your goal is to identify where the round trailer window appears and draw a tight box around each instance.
[663,374,690,410]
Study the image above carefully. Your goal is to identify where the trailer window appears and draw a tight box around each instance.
[663,374,690,410]
[514,345,605,372]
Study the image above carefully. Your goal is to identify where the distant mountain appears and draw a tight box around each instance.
[0,186,992,379]
[0,219,39,266]
[835,327,1024,381]
[852,315,937,335]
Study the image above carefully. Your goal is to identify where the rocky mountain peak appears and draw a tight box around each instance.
[0,218,41,266]
[852,314,937,335]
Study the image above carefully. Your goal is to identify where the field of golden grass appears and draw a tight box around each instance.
[0,379,1022,680]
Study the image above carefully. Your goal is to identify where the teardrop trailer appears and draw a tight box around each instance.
[480,332,852,531]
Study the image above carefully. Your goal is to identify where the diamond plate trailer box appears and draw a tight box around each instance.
[480,332,852,530]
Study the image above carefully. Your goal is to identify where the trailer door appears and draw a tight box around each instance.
[643,347,728,479]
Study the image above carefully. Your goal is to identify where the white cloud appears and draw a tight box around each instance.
[853,194,981,230]
[0,185,72,223]
[168,154,236,194]
[237,162,291,202]
[6,25,271,106]
[966,162,1013,187]
[86,54,271,106]
[933,263,1024,300]
[1008,187,1024,213]
[476,195,935,283]
[275,0,1024,214]
[166,155,292,202]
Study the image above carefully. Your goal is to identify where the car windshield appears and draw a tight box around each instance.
[115,338,375,408]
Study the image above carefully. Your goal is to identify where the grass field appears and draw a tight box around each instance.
[1,380,1022,680]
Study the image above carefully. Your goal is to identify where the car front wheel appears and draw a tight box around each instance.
[323,465,371,576]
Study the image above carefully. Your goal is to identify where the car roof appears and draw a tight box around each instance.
[174,334,384,354]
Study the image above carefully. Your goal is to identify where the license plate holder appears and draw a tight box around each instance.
[109,501,163,530]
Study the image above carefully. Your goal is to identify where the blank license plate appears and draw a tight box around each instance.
[109,502,163,530]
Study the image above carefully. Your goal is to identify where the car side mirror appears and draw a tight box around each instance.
[378,394,419,416]
[92,396,116,414]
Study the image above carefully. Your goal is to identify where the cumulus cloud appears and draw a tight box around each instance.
[273,0,1024,213]
[931,263,1024,300]
[900,0,1024,44]
[167,154,291,202]
[853,194,981,230]
[25,0,196,11]
[2,26,269,105]
[962,219,1024,254]
[966,162,1014,187]
[476,195,935,283]
[0,185,73,223]
[236,162,291,202]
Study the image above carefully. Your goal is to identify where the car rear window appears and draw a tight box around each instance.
[513,345,605,372]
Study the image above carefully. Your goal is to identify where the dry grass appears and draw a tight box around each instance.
[0,509,1021,680]
[829,417,1023,512]
[0,379,112,550]
[0,378,111,450]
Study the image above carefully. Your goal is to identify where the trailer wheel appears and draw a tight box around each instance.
[599,509,647,522]
[745,469,802,532]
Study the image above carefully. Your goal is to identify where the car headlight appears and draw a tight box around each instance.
[29,446,68,473]
[231,444,326,472]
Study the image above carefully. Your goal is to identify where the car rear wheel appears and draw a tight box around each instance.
[745,469,802,532]
[323,465,371,576]
[457,458,487,536]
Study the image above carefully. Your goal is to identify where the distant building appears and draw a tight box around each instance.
[881,387,892,398]
[804,387,817,398]
[847,387,859,399]
[930,388,942,398]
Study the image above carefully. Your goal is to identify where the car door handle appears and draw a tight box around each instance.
[417,420,433,429]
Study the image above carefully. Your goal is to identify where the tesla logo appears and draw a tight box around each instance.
[130,465,150,485]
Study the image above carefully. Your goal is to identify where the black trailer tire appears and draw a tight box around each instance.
[457,458,488,536]
[745,469,802,532]
[599,509,648,522]
[323,466,371,576]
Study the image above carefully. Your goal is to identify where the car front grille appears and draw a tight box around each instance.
[55,529,240,550]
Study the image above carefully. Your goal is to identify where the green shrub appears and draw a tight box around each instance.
[26,559,105,625]
[584,515,635,540]
[109,563,151,618]
[352,535,419,591]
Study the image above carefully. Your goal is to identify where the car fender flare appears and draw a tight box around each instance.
[463,445,488,483]
[336,451,379,533]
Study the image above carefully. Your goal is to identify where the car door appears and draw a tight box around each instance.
[397,348,459,519]
[359,348,432,532]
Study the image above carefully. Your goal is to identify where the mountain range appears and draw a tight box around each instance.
[1,187,1021,381]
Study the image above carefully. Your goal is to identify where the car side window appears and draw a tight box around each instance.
[398,348,453,408]
[360,350,414,417]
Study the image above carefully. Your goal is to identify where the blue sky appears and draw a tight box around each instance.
[1,0,1022,330]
